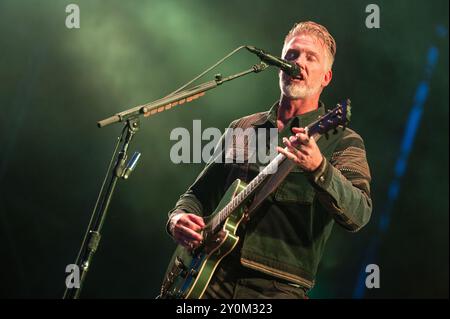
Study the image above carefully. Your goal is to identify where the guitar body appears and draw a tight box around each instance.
[160,179,248,299]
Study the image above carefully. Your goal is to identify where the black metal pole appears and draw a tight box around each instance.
[63,117,140,299]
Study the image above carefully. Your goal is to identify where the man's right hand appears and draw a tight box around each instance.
[170,213,205,250]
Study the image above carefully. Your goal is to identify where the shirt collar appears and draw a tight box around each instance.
[252,100,326,130]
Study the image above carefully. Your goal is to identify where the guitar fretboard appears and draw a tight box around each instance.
[207,151,286,234]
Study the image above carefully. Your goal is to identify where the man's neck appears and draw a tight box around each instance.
[277,94,320,131]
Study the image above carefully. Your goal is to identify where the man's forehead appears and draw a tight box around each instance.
[283,33,326,54]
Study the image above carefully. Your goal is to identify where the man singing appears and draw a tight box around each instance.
[165,21,372,299]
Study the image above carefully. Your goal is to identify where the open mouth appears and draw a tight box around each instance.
[290,71,306,81]
[292,74,305,81]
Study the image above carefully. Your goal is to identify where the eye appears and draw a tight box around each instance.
[284,50,299,61]
[307,54,317,62]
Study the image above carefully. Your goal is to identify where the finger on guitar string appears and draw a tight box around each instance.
[186,214,205,228]
[178,217,203,232]
[175,224,203,242]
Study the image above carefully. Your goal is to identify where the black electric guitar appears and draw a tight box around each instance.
[159,99,351,299]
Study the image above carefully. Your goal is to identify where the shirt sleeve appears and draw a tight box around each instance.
[308,129,373,232]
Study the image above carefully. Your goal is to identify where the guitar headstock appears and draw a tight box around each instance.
[308,99,351,136]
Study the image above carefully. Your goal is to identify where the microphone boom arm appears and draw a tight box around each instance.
[97,62,268,128]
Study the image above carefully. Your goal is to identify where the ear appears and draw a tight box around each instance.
[322,69,332,87]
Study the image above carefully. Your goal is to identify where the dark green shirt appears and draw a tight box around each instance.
[167,101,372,289]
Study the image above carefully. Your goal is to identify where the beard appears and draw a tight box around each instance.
[279,77,321,99]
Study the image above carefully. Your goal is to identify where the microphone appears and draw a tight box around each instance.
[246,46,301,78]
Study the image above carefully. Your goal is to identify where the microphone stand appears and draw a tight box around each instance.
[63,62,268,299]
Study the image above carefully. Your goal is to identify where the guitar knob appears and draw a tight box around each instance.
[175,256,187,271]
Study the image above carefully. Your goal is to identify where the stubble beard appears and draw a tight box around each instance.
[279,78,320,100]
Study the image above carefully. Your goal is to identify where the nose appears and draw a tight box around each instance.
[296,53,307,69]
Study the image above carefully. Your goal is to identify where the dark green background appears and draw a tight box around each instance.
[0,0,448,298]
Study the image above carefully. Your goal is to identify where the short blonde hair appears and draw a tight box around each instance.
[284,21,336,68]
